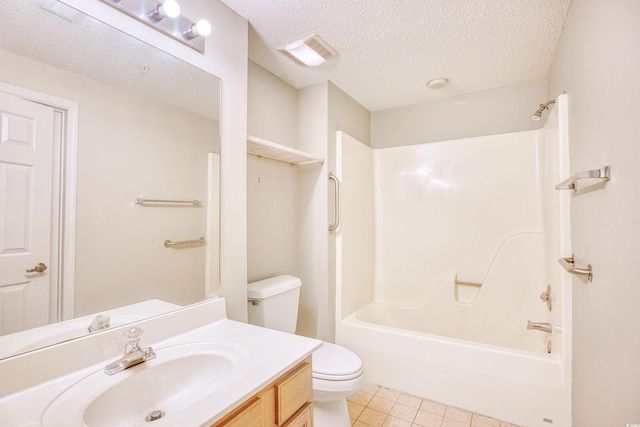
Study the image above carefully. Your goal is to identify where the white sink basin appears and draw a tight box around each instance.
[42,342,248,427]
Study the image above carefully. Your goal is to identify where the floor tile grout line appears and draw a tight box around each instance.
[350,384,519,427]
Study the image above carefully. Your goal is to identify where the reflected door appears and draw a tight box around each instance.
[0,92,55,335]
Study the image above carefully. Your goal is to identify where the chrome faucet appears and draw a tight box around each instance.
[104,327,156,375]
[88,314,111,333]
[527,321,553,333]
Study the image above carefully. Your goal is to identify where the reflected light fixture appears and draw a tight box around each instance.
[278,34,337,67]
[40,0,86,23]
[100,0,211,54]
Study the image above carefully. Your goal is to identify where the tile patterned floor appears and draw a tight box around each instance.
[348,384,521,427]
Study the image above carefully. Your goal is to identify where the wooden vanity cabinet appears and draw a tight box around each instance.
[212,357,313,427]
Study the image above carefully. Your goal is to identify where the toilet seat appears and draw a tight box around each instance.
[312,342,363,381]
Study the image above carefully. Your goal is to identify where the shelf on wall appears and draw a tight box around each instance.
[247,135,324,165]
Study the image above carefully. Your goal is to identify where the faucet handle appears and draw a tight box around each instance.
[125,327,143,346]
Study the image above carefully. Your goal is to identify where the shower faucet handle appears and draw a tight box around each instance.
[539,285,552,311]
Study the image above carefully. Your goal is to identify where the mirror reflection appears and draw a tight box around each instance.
[0,0,221,359]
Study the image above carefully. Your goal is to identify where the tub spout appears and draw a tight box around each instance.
[527,321,552,333]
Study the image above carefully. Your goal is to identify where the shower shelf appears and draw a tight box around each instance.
[555,165,610,191]
[247,135,324,165]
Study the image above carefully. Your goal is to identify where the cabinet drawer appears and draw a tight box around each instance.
[276,362,312,424]
[281,402,313,427]
[213,396,264,427]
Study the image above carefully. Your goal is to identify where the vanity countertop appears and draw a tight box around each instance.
[0,299,322,426]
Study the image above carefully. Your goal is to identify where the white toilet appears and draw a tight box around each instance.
[247,275,364,427]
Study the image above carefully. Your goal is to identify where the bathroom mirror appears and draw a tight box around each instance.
[0,0,221,358]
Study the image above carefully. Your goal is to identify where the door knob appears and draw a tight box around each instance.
[26,263,47,273]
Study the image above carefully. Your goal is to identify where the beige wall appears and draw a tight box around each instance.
[248,61,298,148]
[247,154,299,283]
[548,0,640,425]
[371,80,547,148]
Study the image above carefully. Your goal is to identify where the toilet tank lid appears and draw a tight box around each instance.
[247,275,302,299]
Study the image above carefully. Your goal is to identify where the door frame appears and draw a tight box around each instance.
[0,82,77,322]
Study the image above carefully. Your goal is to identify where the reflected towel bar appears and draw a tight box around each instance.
[329,173,340,234]
[135,198,202,207]
[558,256,592,282]
[555,165,610,191]
[164,237,205,248]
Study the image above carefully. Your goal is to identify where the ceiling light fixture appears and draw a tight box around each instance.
[278,34,337,67]
[427,78,450,90]
[99,0,211,54]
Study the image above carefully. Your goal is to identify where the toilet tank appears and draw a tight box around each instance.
[247,275,301,334]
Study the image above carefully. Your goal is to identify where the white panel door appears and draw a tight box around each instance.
[0,92,55,335]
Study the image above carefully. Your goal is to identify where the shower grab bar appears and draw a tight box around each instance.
[135,198,202,207]
[329,173,340,234]
[558,255,592,282]
[164,237,205,248]
[555,165,610,191]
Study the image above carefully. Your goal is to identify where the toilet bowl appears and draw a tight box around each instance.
[311,342,364,427]
[247,275,364,427]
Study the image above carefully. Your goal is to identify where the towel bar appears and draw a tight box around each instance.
[558,256,592,282]
[455,279,482,287]
[135,198,202,207]
[164,237,205,248]
[555,166,610,191]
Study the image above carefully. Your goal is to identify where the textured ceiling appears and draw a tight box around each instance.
[0,0,219,119]
[220,0,572,111]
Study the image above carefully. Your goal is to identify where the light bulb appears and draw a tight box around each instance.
[160,0,180,18]
[150,0,180,20]
[193,20,211,37]
[183,19,211,39]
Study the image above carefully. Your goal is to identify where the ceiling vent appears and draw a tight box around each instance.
[278,33,337,67]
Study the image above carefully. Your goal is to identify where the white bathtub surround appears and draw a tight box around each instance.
[0,298,321,426]
[355,232,549,353]
[334,96,571,427]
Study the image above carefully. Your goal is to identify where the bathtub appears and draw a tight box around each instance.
[333,97,571,426]
[338,307,570,427]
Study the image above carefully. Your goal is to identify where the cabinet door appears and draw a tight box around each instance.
[214,396,264,427]
[281,403,313,427]
[276,363,312,424]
